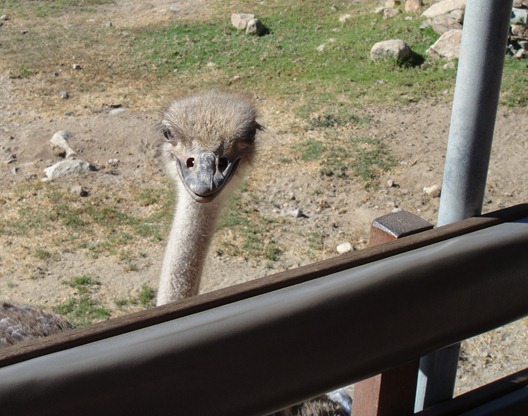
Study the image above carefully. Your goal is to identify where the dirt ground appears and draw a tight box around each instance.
[1,0,527,399]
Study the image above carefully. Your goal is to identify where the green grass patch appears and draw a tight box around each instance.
[54,275,110,327]
[0,0,112,18]
[218,192,283,262]
[126,1,457,105]
[115,284,156,309]
[298,134,395,188]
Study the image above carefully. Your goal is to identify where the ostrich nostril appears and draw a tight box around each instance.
[218,157,228,172]
[186,158,195,169]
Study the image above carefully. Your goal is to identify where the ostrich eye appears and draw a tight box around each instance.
[163,129,174,141]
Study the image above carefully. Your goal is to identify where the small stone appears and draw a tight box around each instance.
[423,184,441,198]
[405,0,423,12]
[109,107,126,116]
[5,153,16,164]
[0,15,8,21]
[246,18,264,35]
[231,13,255,30]
[50,131,76,158]
[316,44,326,52]
[514,49,527,59]
[387,178,395,187]
[339,14,352,23]
[71,185,89,197]
[59,90,69,99]
[383,8,401,19]
[51,71,60,78]
[105,21,113,28]
[11,166,19,174]
[336,242,353,254]
[289,208,304,218]
[385,0,401,7]
[72,63,81,70]
[107,158,120,167]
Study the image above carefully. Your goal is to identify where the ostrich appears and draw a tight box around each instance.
[0,91,351,416]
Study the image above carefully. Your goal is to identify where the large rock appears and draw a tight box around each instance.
[370,39,412,61]
[422,0,466,19]
[427,29,462,59]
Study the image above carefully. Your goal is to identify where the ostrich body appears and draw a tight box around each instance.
[0,92,351,416]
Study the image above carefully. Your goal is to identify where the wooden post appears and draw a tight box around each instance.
[353,211,433,416]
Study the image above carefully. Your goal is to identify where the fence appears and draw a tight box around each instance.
[0,204,527,415]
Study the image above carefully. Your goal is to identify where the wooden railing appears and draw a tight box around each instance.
[1,204,527,416]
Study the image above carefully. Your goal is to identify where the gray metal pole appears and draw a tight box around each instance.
[415,0,514,411]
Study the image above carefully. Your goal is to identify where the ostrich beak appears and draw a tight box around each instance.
[174,150,240,202]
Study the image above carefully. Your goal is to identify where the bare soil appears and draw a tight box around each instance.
[0,0,526,398]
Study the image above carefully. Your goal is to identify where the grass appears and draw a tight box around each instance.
[299,133,395,188]
[218,192,283,262]
[126,3,455,105]
[0,181,174,280]
[53,275,110,327]
[115,284,156,309]
[0,0,525,110]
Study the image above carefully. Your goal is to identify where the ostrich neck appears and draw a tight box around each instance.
[156,182,225,305]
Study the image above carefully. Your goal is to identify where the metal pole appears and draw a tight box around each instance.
[415,0,514,411]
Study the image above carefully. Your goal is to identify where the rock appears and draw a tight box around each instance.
[59,90,69,99]
[511,8,528,25]
[72,63,81,70]
[383,8,401,19]
[426,29,462,59]
[422,0,466,19]
[109,107,126,116]
[430,13,463,35]
[107,158,120,167]
[0,15,8,20]
[423,184,441,198]
[370,39,412,61]
[246,18,264,35]
[50,131,76,159]
[231,13,255,30]
[316,44,326,52]
[289,208,304,218]
[385,0,401,7]
[70,185,89,197]
[336,242,353,254]
[339,14,352,23]
[405,0,423,12]
[511,24,528,38]
[5,153,16,164]
[42,160,94,181]
[515,48,527,59]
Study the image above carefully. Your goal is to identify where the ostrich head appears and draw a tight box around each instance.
[158,91,261,203]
